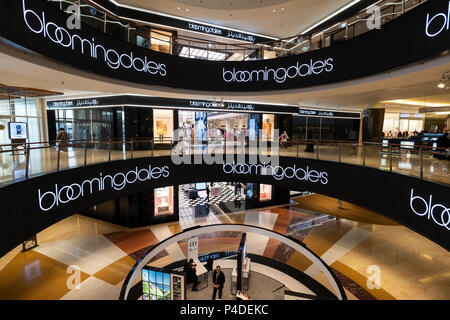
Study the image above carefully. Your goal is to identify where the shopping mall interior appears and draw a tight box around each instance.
[0,0,448,302]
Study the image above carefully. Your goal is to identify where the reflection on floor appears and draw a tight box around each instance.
[292,194,398,225]
[0,203,449,300]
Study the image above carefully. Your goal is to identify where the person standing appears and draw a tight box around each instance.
[212,266,225,300]
[278,131,289,149]
[56,128,69,152]
[188,259,198,291]
[206,184,211,202]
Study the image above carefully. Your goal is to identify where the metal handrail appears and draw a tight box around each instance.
[0,137,448,186]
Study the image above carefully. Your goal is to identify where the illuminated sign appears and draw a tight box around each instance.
[410,189,449,230]
[298,108,360,119]
[425,1,450,37]
[223,58,334,84]
[38,165,170,211]
[223,161,329,184]
[22,0,167,76]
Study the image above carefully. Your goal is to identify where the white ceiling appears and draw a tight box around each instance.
[115,0,354,38]
[0,40,449,113]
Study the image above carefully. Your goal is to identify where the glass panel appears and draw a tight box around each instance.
[151,29,172,54]
[13,98,27,116]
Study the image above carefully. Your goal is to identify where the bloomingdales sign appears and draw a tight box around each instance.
[38,165,170,212]
[425,1,450,37]
[21,0,167,76]
[410,189,449,230]
[223,161,329,184]
[222,58,334,84]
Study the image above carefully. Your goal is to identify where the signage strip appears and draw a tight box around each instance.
[46,95,301,114]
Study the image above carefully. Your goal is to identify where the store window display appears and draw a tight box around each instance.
[153,109,174,143]
[195,112,207,140]
[154,186,174,216]
[262,114,275,141]
[259,184,273,202]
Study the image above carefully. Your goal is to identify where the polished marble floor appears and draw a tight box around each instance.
[0,199,448,300]
[0,143,448,184]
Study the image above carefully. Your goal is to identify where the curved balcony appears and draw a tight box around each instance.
[1,0,447,92]
[47,0,428,62]
[1,138,447,186]
[0,137,448,258]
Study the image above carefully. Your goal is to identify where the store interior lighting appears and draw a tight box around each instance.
[179,46,227,61]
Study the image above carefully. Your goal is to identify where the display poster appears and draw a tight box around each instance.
[249,119,257,141]
[262,114,275,141]
[153,109,173,142]
[195,182,206,190]
[154,186,174,216]
[246,183,255,199]
[259,184,273,202]
[171,274,184,300]
[195,112,207,140]
[8,122,28,140]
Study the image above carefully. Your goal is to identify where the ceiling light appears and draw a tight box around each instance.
[301,0,362,35]
[383,99,450,108]
[272,9,276,13]
[436,111,450,115]
[177,7,181,10]
[438,83,446,89]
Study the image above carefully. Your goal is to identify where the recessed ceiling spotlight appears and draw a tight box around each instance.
[177,6,181,10]
[186,8,189,12]
[281,7,284,11]
[438,83,445,89]
[272,9,276,13]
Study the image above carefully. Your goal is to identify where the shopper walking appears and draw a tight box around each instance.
[206,184,210,202]
[212,265,225,300]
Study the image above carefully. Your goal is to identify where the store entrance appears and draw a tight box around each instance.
[178,111,249,144]
[178,182,246,222]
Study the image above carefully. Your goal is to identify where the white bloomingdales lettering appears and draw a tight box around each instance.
[222,58,334,84]
[409,189,449,230]
[425,1,450,37]
[188,22,222,35]
[22,0,167,76]
[222,161,328,184]
[38,165,170,212]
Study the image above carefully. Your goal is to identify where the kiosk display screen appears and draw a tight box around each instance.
[8,122,28,139]
[142,268,171,300]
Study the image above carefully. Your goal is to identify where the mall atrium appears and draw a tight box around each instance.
[0,0,448,302]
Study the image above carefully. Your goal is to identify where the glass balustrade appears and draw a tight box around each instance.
[0,137,447,185]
